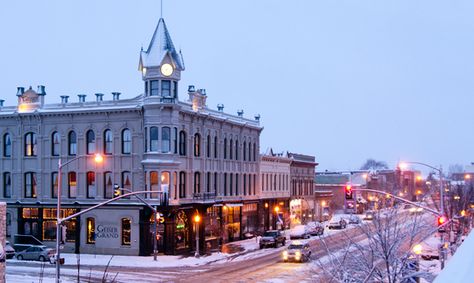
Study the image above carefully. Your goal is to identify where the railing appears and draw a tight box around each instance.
[160,97,176,104]
[193,192,217,201]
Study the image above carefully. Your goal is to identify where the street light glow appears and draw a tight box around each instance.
[194,214,201,223]
[94,153,104,163]
[465,174,471,180]
[412,244,422,255]
[274,206,280,213]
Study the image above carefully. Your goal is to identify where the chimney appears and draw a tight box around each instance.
[0,99,4,107]
[61,95,69,104]
[237,110,244,117]
[198,89,206,96]
[188,85,196,93]
[217,104,224,112]
[95,93,104,102]
[78,94,86,103]
[16,87,25,96]
[37,85,46,96]
[112,92,121,101]
[254,114,261,122]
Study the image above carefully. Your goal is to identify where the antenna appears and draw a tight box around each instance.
[161,0,163,18]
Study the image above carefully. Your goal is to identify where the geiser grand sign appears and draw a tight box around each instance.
[95,225,119,239]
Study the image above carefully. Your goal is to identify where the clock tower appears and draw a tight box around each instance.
[139,18,185,101]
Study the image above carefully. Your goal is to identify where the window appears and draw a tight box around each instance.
[25,172,37,198]
[122,129,131,154]
[162,80,171,96]
[253,175,256,195]
[206,135,211,158]
[224,173,227,196]
[230,173,233,196]
[173,128,178,154]
[150,127,158,152]
[248,142,252,161]
[173,172,178,199]
[68,172,77,198]
[24,132,36,156]
[162,127,171,153]
[223,138,227,159]
[122,171,131,198]
[69,131,77,156]
[6,213,11,237]
[243,174,247,195]
[52,131,60,156]
[214,173,218,195]
[150,171,159,199]
[194,133,201,157]
[229,139,233,160]
[235,140,238,160]
[179,131,186,156]
[243,142,247,161]
[3,133,12,157]
[150,80,159,96]
[104,172,113,198]
[121,218,131,245]
[236,173,239,195]
[194,172,201,194]
[144,127,148,152]
[51,172,58,198]
[104,129,113,155]
[87,172,96,198]
[3,172,11,198]
[86,130,95,154]
[173,81,178,97]
[206,172,211,192]
[214,136,218,158]
[179,171,186,198]
[253,143,257,161]
[86,217,95,244]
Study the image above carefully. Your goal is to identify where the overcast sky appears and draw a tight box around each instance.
[1,1,473,173]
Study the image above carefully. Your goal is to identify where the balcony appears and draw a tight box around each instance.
[192,192,217,202]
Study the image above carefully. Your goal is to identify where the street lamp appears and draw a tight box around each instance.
[56,153,103,283]
[194,213,201,258]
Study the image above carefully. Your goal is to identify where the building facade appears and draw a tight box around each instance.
[0,17,262,256]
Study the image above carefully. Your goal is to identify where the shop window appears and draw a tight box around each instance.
[24,132,37,156]
[175,211,189,250]
[87,217,95,244]
[121,218,131,246]
[42,221,56,241]
[24,172,37,198]
[52,131,60,156]
[122,128,131,154]
[68,131,77,156]
[22,208,39,219]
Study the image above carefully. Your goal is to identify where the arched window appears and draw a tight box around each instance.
[194,133,201,157]
[179,131,187,156]
[229,139,233,160]
[214,136,218,158]
[121,218,131,246]
[86,217,95,244]
[24,132,36,156]
[51,131,60,156]
[68,131,77,156]
[253,142,257,161]
[206,172,211,192]
[150,171,159,199]
[206,134,211,158]
[162,127,171,153]
[3,133,12,157]
[86,130,95,154]
[235,140,238,160]
[150,127,158,152]
[173,172,178,200]
[86,172,96,198]
[3,172,11,198]
[194,172,201,194]
[104,129,113,155]
[68,172,77,198]
[223,173,227,196]
[214,172,218,195]
[223,138,227,159]
[243,141,247,161]
[243,174,247,195]
[104,171,113,199]
[179,171,186,198]
[122,129,131,154]
[235,173,239,195]
[248,142,252,161]
[173,128,178,154]
[24,172,37,198]
[51,172,58,198]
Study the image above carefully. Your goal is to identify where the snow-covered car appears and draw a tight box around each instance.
[259,230,286,248]
[282,241,311,263]
[348,215,362,224]
[306,221,324,236]
[364,211,375,220]
[328,216,347,229]
[4,241,15,259]
[290,225,311,239]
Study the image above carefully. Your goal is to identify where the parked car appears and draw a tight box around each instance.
[348,215,362,224]
[290,225,311,239]
[282,241,312,263]
[364,211,375,220]
[306,221,324,236]
[328,216,347,229]
[16,245,55,262]
[5,241,15,259]
[259,230,286,248]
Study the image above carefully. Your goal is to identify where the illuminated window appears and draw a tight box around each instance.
[68,172,77,198]
[68,131,77,155]
[104,129,113,155]
[24,132,36,156]
[22,208,39,219]
[86,130,95,154]
[52,131,60,156]
[86,217,95,244]
[104,172,113,199]
[121,218,131,245]
[150,171,159,199]
[3,172,11,198]
[24,172,37,198]
[150,127,158,152]
[162,127,170,153]
[87,172,96,198]
[3,133,12,157]
[194,133,201,157]
[42,221,57,241]
[122,129,131,154]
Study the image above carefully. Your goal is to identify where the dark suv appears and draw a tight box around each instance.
[259,230,286,248]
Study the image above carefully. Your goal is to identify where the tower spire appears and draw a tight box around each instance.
[160,0,163,19]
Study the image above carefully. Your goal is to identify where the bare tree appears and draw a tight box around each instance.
[315,209,435,283]
[360,159,389,171]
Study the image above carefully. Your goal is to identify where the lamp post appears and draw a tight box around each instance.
[56,153,103,283]
[114,185,159,261]
[194,213,201,257]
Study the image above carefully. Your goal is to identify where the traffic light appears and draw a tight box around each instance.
[437,215,447,233]
[345,185,353,200]
[113,184,121,197]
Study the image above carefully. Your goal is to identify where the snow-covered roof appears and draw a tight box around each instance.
[140,18,185,70]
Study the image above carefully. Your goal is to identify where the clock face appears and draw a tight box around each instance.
[160,63,174,76]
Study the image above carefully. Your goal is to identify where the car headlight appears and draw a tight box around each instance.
[282,251,288,260]
[295,251,301,259]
